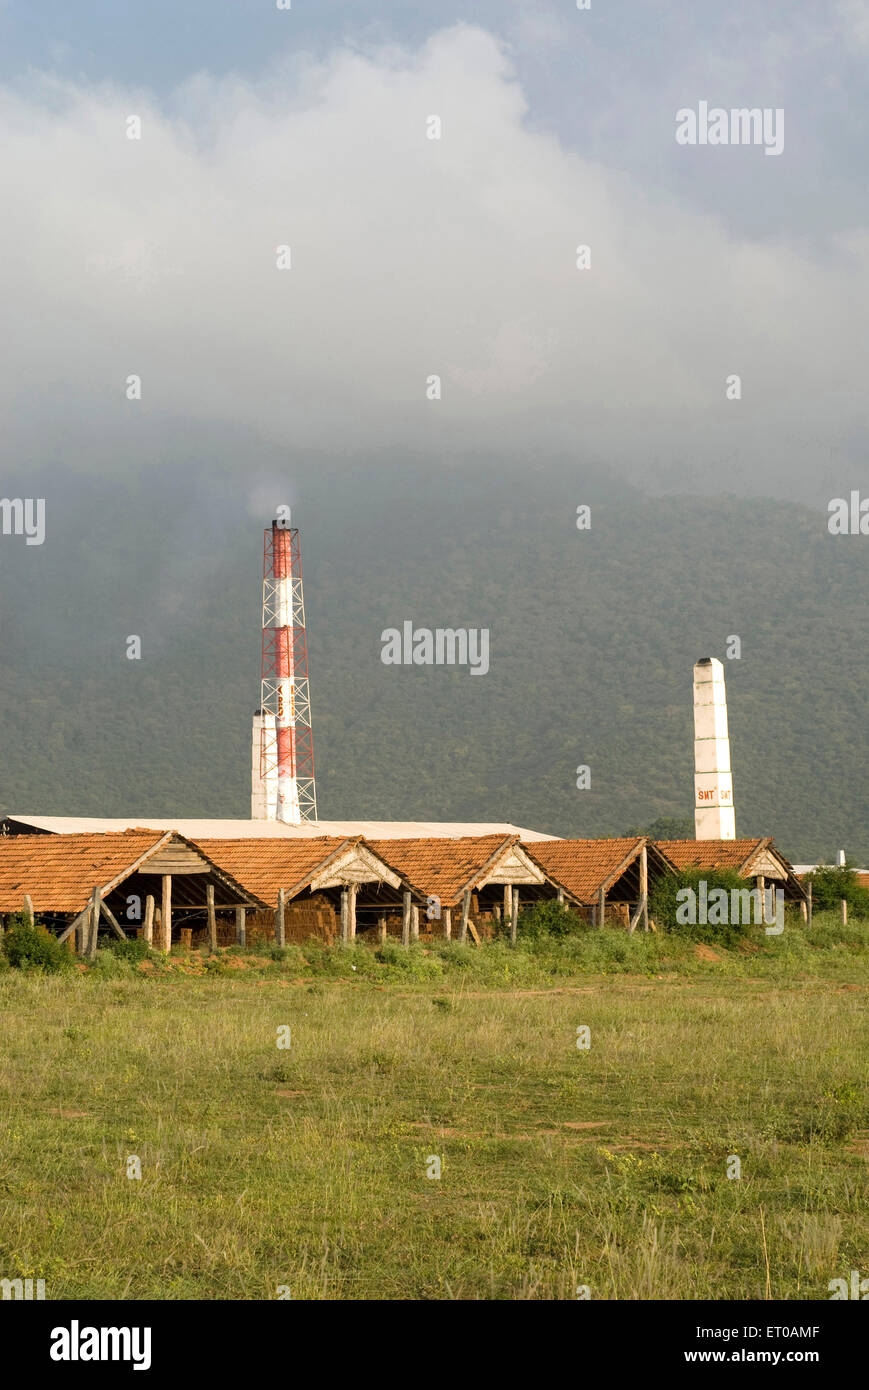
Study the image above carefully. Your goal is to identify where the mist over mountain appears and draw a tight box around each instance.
[1,456,866,864]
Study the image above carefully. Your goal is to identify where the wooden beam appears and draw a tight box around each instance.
[143,894,155,947]
[807,879,813,928]
[99,900,128,941]
[161,875,172,953]
[348,883,357,942]
[22,894,34,925]
[378,915,387,944]
[443,906,452,941]
[503,883,511,929]
[88,885,100,960]
[275,886,286,948]
[628,900,643,934]
[510,887,519,945]
[597,884,605,929]
[401,890,412,947]
[207,883,217,951]
[411,904,419,942]
[640,844,649,932]
[57,907,88,947]
[459,890,470,943]
[556,887,565,905]
[340,888,349,945]
[235,906,246,948]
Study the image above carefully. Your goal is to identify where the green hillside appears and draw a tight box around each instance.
[1,460,866,863]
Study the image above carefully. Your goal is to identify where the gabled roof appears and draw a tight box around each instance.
[368,835,545,906]
[195,836,406,903]
[655,838,806,900]
[523,837,672,906]
[0,830,264,914]
[2,814,556,842]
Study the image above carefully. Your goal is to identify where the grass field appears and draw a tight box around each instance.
[1,919,867,1300]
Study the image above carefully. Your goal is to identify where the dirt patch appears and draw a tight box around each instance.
[694,944,722,962]
[49,1108,89,1119]
[560,1121,608,1130]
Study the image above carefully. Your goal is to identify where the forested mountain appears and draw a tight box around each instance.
[1,456,866,863]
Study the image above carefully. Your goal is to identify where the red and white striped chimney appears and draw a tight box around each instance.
[252,521,317,823]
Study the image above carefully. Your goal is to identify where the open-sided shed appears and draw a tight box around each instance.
[523,837,677,930]
[655,838,807,904]
[0,829,264,955]
[369,834,567,941]
[195,835,416,944]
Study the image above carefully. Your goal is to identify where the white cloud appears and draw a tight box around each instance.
[0,24,866,500]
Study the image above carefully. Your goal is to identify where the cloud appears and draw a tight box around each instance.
[0,23,866,502]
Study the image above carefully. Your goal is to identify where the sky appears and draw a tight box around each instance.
[0,1,867,504]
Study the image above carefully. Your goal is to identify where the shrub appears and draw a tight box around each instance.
[804,864,869,919]
[2,913,72,972]
[515,900,589,940]
[106,935,151,964]
[650,868,758,942]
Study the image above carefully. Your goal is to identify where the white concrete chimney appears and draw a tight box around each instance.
[251,708,277,820]
[693,657,735,840]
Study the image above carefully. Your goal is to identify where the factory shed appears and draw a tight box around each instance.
[195,836,415,944]
[369,834,566,942]
[523,837,677,930]
[1,814,556,842]
[0,830,264,955]
[655,838,807,904]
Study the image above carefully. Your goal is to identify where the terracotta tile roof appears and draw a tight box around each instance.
[368,835,514,906]
[0,830,169,913]
[195,837,365,903]
[655,839,766,873]
[522,838,649,905]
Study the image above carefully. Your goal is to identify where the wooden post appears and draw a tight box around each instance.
[459,890,470,943]
[143,894,155,947]
[510,888,519,944]
[99,900,129,940]
[161,875,172,953]
[597,884,605,929]
[206,883,217,951]
[799,899,808,923]
[807,880,812,928]
[556,887,564,905]
[235,906,246,947]
[411,905,419,941]
[401,890,412,947]
[340,888,349,944]
[88,886,100,960]
[841,897,848,925]
[275,887,286,948]
[756,875,765,922]
[503,884,511,929]
[348,883,357,942]
[378,916,387,943]
[22,894,34,925]
[640,844,649,932]
[443,906,452,941]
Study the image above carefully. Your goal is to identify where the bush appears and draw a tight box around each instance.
[650,868,759,942]
[106,935,151,964]
[515,900,589,940]
[2,913,73,972]
[805,864,869,919]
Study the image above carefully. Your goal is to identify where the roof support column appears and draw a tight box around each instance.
[143,894,155,947]
[235,906,246,947]
[510,888,519,945]
[349,883,357,942]
[401,890,411,947]
[459,891,470,943]
[640,843,649,933]
[161,875,172,953]
[597,884,605,929]
[207,883,217,951]
[275,886,286,948]
[443,906,452,941]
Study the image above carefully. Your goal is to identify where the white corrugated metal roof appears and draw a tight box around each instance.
[3,814,557,842]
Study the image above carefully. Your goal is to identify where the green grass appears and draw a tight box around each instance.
[0,918,867,1300]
